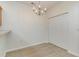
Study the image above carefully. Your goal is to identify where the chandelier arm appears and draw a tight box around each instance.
[39,1,40,5]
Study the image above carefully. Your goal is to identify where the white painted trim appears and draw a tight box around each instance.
[68,50,79,57]
[49,41,68,50]
[6,41,48,53]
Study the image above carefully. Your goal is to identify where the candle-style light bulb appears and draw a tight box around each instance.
[41,10,44,13]
[38,5,41,8]
[33,6,36,10]
[44,8,47,11]
[35,10,38,14]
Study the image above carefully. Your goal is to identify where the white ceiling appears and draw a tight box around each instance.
[19,1,61,9]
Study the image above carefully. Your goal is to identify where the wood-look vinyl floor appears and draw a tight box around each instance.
[6,43,76,57]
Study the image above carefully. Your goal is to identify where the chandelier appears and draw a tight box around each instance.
[31,1,47,16]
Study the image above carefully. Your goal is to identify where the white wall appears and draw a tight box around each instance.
[0,2,48,51]
[47,2,79,55]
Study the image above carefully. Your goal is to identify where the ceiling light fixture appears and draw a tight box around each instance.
[31,1,47,16]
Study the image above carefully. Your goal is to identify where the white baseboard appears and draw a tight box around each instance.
[6,41,48,53]
[49,41,68,50]
[68,50,79,57]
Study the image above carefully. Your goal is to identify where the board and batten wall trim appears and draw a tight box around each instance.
[48,12,69,20]
[0,6,2,26]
